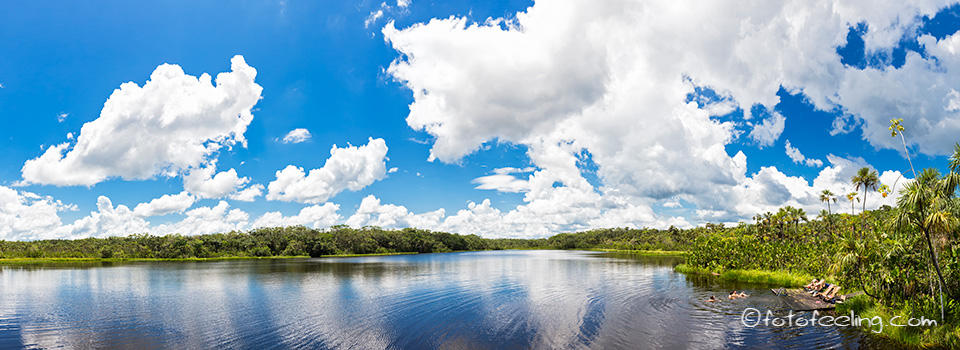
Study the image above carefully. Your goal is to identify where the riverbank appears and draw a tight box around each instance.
[1,249,680,265]
[318,251,419,258]
[673,263,815,287]
[0,252,431,265]
[676,263,956,348]
[0,256,311,265]
[585,248,687,256]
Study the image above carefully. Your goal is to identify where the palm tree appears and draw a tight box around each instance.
[762,211,774,238]
[819,189,836,216]
[820,190,837,234]
[852,167,880,214]
[846,192,859,215]
[792,206,807,233]
[889,118,916,176]
[894,168,956,321]
[946,142,960,193]
[832,230,880,300]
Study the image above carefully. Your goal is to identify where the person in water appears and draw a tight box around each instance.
[738,291,749,298]
[706,295,718,302]
[728,291,738,299]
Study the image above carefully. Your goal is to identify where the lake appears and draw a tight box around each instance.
[0,250,901,349]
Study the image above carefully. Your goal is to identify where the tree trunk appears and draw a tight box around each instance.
[862,188,867,214]
[856,259,879,300]
[922,226,947,322]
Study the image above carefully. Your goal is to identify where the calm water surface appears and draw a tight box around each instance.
[1,250,903,349]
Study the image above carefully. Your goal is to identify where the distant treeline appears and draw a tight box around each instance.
[0,225,694,260]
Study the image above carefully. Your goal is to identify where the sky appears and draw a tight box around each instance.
[3,0,960,240]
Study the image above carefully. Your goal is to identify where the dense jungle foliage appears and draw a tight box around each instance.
[0,225,691,260]
[1,226,499,259]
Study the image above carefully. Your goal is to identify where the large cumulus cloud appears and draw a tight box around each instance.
[20,55,262,186]
[381,0,949,234]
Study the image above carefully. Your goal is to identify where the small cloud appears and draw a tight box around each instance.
[473,174,530,193]
[66,132,74,140]
[230,184,264,202]
[0,82,5,88]
[784,140,824,167]
[57,112,69,123]
[946,89,960,112]
[365,9,384,28]
[830,114,859,136]
[748,110,785,148]
[663,201,681,208]
[281,128,312,144]
[492,167,536,175]
[408,137,430,145]
[365,0,409,29]
[388,167,398,173]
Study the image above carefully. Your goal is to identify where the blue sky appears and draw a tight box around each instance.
[2,0,960,240]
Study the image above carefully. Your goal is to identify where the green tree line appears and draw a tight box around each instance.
[0,225,693,260]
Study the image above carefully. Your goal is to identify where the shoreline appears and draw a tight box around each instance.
[0,248,686,265]
[0,252,426,265]
[0,256,312,265]
[584,248,687,256]
[673,263,815,287]
[675,263,953,348]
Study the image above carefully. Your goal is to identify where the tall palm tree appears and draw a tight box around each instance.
[819,189,836,216]
[946,142,960,194]
[895,168,956,321]
[796,207,807,233]
[762,211,774,237]
[820,190,837,234]
[846,192,859,215]
[852,167,880,214]
[889,118,916,177]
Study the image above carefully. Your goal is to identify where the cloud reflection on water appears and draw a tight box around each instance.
[1,251,870,349]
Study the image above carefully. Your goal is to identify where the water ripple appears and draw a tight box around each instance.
[0,252,888,349]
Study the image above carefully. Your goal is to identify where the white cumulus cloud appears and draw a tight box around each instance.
[253,203,341,229]
[785,140,824,167]
[345,195,444,229]
[267,138,390,203]
[20,55,262,186]
[281,128,312,144]
[229,184,264,202]
[381,0,940,233]
[0,186,72,241]
[151,201,249,236]
[133,191,196,218]
[748,110,786,148]
[54,196,150,239]
[183,161,251,199]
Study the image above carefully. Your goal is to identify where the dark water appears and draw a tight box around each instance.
[0,250,902,349]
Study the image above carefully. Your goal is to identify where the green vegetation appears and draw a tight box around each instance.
[838,295,960,348]
[0,226,691,262]
[675,264,813,286]
[586,248,687,256]
[0,226,497,260]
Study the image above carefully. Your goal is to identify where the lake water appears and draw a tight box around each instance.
[0,250,901,349]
